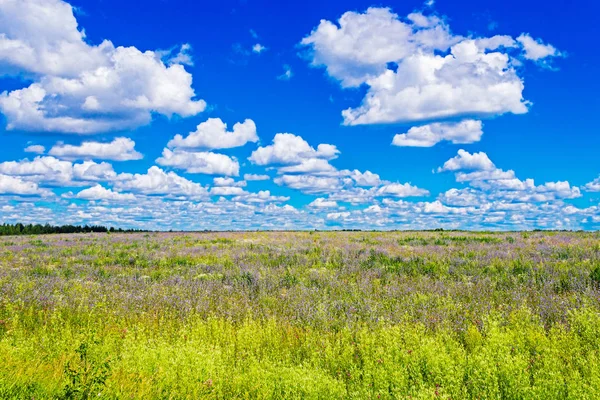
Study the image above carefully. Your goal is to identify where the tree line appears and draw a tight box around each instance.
[0,223,146,236]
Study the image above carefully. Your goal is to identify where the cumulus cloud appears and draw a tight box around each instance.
[392,120,483,147]
[438,150,582,202]
[516,34,562,62]
[277,159,337,174]
[76,184,135,201]
[275,172,429,201]
[438,149,495,172]
[326,211,351,220]
[168,118,258,150]
[48,137,142,161]
[300,7,562,126]
[114,166,208,198]
[0,156,116,186]
[584,176,600,192]
[249,133,339,172]
[24,144,45,154]
[327,187,377,204]
[468,179,581,203]
[348,170,382,186]
[156,149,239,176]
[262,204,299,214]
[0,0,205,133]
[274,175,343,194]
[455,169,516,182]
[210,186,247,196]
[0,174,50,195]
[213,177,246,187]
[308,198,339,208]
[252,133,428,201]
[244,174,270,181]
[231,190,289,204]
[421,200,471,215]
[376,182,429,197]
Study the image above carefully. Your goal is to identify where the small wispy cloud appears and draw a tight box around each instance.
[252,43,267,54]
[277,64,293,81]
[169,43,194,66]
[157,43,194,66]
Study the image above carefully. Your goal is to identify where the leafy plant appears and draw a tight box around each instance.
[60,339,112,400]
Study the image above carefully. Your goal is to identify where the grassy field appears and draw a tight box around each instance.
[0,231,599,399]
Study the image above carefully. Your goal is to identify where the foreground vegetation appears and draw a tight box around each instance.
[0,231,599,399]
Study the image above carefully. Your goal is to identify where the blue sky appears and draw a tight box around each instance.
[0,0,598,230]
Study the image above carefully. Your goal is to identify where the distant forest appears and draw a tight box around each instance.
[0,223,146,236]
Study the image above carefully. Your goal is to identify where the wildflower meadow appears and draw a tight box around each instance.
[1,231,599,399]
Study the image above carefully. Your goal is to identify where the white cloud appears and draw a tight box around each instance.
[165,43,194,66]
[252,43,267,54]
[48,137,142,161]
[327,211,351,220]
[536,181,581,199]
[249,133,339,172]
[308,198,338,208]
[422,200,470,214]
[516,34,561,61]
[277,158,337,174]
[251,134,429,201]
[1,177,596,230]
[376,182,429,197]
[301,8,453,88]
[277,64,293,80]
[24,144,45,154]
[392,120,483,147]
[114,166,208,198]
[0,0,109,77]
[0,0,205,133]
[210,186,247,196]
[438,149,495,172]
[470,178,581,202]
[584,176,600,192]
[213,177,246,187]
[0,174,49,195]
[263,204,299,214]
[0,156,116,186]
[231,190,289,204]
[274,174,343,193]
[274,171,428,200]
[438,188,482,207]
[300,7,562,126]
[156,149,239,176]
[455,169,516,182]
[364,204,384,213]
[348,170,381,186]
[76,184,135,201]
[438,151,582,203]
[167,118,258,150]
[328,187,376,204]
[244,174,270,181]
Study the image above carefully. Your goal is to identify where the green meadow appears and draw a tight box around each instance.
[1,231,599,399]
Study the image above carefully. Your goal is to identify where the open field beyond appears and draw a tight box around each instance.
[1,231,600,399]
